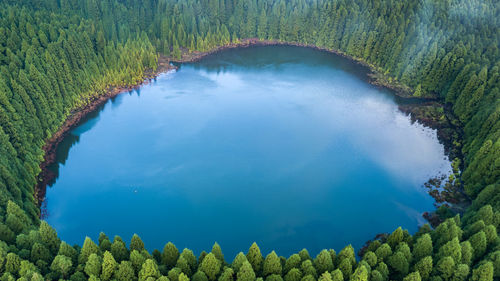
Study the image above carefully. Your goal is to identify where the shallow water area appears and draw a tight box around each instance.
[45,46,450,258]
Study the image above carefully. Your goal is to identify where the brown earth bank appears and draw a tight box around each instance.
[36,39,467,222]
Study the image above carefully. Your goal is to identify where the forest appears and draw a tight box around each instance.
[0,0,498,280]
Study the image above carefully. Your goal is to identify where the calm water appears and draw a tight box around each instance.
[46,46,450,258]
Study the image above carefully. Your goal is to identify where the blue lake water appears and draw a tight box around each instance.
[45,46,450,259]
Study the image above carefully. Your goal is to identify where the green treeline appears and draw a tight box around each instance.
[0,4,158,224]
[0,203,498,280]
[0,0,498,280]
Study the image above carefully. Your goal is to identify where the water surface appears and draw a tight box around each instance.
[46,46,450,258]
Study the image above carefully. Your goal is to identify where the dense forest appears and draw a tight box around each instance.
[0,0,498,280]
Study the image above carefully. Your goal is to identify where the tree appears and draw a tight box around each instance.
[338,245,355,267]
[263,251,281,276]
[30,243,51,264]
[111,237,129,263]
[177,256,192,276]
[338,259,352,279]
[116,261,135,281]
[298,249,311,261]
[180,272,190,281]
[453,263,470,281]
[169,267,182,281]
[413,256,432,280]
[219,267,234,281]
[139,259,161,281]
[437,256,455,280]
[130,234,145,252]
[180,249,197,272]
[362,252,377,268]
[79,237,100,264]
[50,255,72,279]
[388,252,409,276]
[370,270,383,281]
[237,261,256,281]
[413,84,423,97]
[232,252,248,273]
[284,254,301,273]
[300,260,317,278]
[388,227,404,248]
[471,261,493,281]
[163,242,179,268]
[460,241,473,266]
[193,271,209,281]
[101,251,117,281]
[413,234,433,261]
[314,250,333,274]
[130,250,146,273]
[211,242,224,263]
[246,243,263,274]
[5,253,21,274]
[403,271,421,281]
[469,231,487,260]
[58,242,78,264]
[85,253,102,277]
[438,238,461,264]
[39,221,60,255]
[284,268,302,281]
[351,265,369,281]
[199,253,221,280]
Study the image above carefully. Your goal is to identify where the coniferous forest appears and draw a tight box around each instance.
[0,0,499,280]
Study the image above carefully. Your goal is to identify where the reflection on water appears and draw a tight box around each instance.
[46,46,450,258]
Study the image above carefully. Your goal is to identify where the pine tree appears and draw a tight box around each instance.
[246,243,263,274]
[139,259,161,281]
[237,261,256,281]
[101,251,117,281]
[199,253,221,280]
[163,242,179,268]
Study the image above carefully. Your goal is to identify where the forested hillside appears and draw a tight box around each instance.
[0,0,498,280]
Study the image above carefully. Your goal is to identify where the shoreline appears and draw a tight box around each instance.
[35,39,466,217]
[35,56,176,206]
[172,38,418,98]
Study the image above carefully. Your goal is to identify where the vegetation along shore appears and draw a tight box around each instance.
[0,0,497,280]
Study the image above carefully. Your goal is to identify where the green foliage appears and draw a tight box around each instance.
[413,256,432,280]
[219,267,234,281]
[413,234,433,262]
[237,261,256,281]
[211,243,224,263]
[471,261,493,281]
[79,237,100,264]
[246,243,263,274]
[199,253,221,281]
[85,253,102,277]
[0,1,498,280]
[263,251,282,276]
[130,234,145,252]
[116,261,136,281]
[163,243,180,268]
[50,255,72,279]
[314,250,333,274]
[139,259,161,281]
[101,251,117,281]
[284,268,302,281]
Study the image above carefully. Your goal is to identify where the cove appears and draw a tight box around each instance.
[44,46,450,258]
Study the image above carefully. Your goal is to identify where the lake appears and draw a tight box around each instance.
[45,46,450,259]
